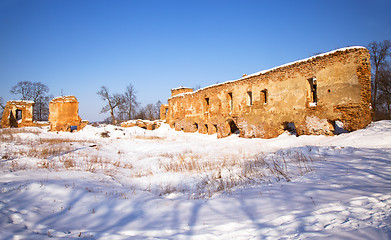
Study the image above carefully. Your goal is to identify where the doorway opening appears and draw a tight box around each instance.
[282,122,297,136]
[227,119,240,134]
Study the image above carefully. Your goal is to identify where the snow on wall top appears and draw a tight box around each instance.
[50,95,78,102]
[171,86,193,91]
[169,46,366,100]
[122,119,163,124]
[6,100,35,104]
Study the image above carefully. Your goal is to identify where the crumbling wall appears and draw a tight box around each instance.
[171,87,193,97]
[160,104,169,121]
[163,47,371,139]
[121,119,162,130]
[48,96,88,132]
[1,101,35,128]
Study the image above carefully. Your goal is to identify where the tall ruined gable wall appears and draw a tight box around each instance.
[48,96,85,132]
[166,47,371,138]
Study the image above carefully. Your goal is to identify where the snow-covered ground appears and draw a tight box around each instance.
[0,121,390,239]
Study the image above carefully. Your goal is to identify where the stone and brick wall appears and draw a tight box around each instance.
[171,87,193,97]
[48,96,88,132]
[1,101,35,128]
[163,47,372,138]
[121,119,162,130]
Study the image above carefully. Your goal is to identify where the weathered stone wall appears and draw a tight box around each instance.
[171,87,193,97]
[121,119,162,130]
[1,101,35,128]
[164,47,371,138]
[160,104,169,121]
[48,96,88,132]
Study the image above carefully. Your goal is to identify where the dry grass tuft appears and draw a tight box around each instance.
[100,131,110,138]
[19,145,74,159]
[62,157,75,169]
[0,128,40,143]
[38,138,90,144]
[38,160,58,170]
[9,160,27,171]
[158,148,318,198]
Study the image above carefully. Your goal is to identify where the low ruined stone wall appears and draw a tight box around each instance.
[164,47,371,138]
[121,119,162,130]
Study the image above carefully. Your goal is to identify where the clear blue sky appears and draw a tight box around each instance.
[1,0,390,121]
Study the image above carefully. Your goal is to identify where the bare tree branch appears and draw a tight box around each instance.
[118,84,139,120]
[10,81,33,100]
[377,65,391,119]
[0,97,5,110]
[367,40,391,117]
[97,86,124,125]
[9,81,50,121]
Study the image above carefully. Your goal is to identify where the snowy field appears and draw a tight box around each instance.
[1,121,390,239]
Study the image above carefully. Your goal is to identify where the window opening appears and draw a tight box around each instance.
[204,124,208,133]
[228,93,233,110]
[247,91,253,106]
[194,123,198,131]
[308,78,317,104]
[214,124,218,133]
[205,97,209,111]
[15,109,22,121]
[261,89,268,104]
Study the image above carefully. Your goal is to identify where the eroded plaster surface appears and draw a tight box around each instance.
[162,47,372,138]
[48,96,88,132]
[1,101,35,128]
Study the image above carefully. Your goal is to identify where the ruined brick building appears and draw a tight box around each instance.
[1,95,87,132]
[160,47,372,138]
[48,96,88,132]
[1,100,36,128]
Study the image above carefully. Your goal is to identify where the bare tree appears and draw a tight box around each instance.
[97,86,124,125]
[118,84,139,120]
[367,40,391,117]
[155,100,162,119]
[134,106,146,120]
[377,65,391,119]
[34,94,52,121]
[0,97,5,109]
[139,101,162,120]
[0,97,5,118]
[144,104,156,120]
[10,81,33,100]
[10,81,50,121]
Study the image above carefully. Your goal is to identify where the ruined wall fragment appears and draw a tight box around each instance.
[160,104,169,121]
[121,119,162,130]
[48,96,88,132]
[1,101,35,128]
[163,47,372,139]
